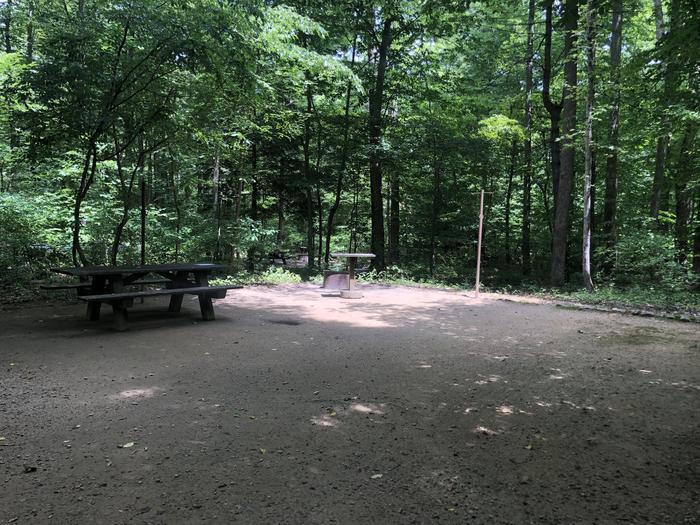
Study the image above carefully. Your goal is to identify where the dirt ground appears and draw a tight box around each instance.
[1,284,698,524]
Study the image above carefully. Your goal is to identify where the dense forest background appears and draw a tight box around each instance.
[0,0,698,295]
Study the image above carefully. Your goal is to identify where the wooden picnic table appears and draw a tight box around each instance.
[49,263,239,330]
[330,253,375,299]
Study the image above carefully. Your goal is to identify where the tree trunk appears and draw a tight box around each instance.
[251,142,258,222]
[602,0,623,272]
[72,142,98,266]
[212,153,222,261]
[693,191,700,275]
[542,0,562,216]
[303,81,315,268]
[325,35,357,264]
[25,0,33,62]
[505,141,516,265]
[650,0,669,220]
[550,0,578,286]
[389,171,400,265]
[429,163,441,277]
[368,16,392,270]
[674,124,698,264]
[2,0,11,53]
[522,0,535,276]
[582,0,597,292]
[167,150,181,262]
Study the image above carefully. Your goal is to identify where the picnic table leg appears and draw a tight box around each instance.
[339,257,363,299]
[86,276,106,321]
[112,302,128,331]
[195,272,215,321]
[348,258,356,290]
[167,271,188,312]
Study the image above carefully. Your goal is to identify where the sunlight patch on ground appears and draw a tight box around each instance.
[474,374,502,385]
[548,368,567,380]
[496,405,514,415]
[473,425,499,436]
[112,387,159,400]
[311,414,338,428]
[562,400,596,411]
[350,402,385,415]
[415,361,432,369]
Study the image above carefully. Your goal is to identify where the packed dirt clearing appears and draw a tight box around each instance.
[1,284,698,524]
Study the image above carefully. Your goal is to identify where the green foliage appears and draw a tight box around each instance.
[212,266,302,286]
[609,225,688,290]
[0,0,697,308]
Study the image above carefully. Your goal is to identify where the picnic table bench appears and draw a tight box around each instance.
[47,263,240,331]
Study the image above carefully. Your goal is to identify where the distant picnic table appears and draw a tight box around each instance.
[46,263,240,331]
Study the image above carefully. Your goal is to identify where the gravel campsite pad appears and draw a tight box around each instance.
[1,284,698,524]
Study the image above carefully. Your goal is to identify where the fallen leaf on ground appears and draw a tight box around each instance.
[118,442,135,448]
[370,473,383,479]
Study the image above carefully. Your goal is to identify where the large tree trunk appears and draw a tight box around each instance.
[550,0,578,286]
[602,0,623,272]
[582,0,597,292]
[368,16,392,270]
[522,0,535,276]
[542,1,562,217]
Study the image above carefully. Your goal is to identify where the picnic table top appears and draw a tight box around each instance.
[51,263,226,277]
[330,253,376,258]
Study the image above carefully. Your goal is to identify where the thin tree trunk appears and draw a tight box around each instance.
[582,0,597,292]
[389,171,400,264]
[650,0,669,220]
[2,0,11,53]
[212,153,222,261]
[72,142,98,266]
[429,164,441,277]
[140,172,146,265]
[602,0,623,272]
[522,0,535,276]
[110,132,147,265]
[303,81,315,268]
[325,35,357,264]
[167,150,181,262]
[505,141,516,265]
[251,143,258,222]
[693,191,700,275]
[25,0,33,61]
[550,0,578,286]
[368,16,392,270]
[674,124,698,264]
